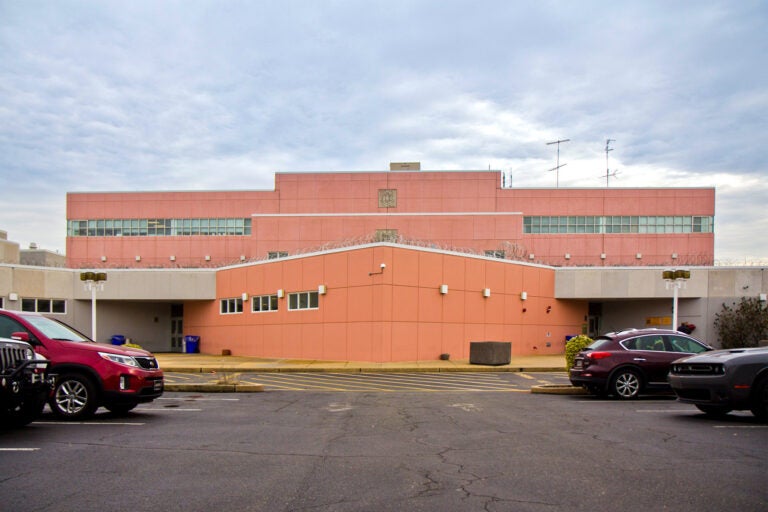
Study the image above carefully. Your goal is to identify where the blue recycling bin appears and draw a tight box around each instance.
[183,335,200,354]
[111,335,126,346]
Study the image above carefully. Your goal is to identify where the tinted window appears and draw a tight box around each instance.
[624,335,666,351]
[666,335,708,353]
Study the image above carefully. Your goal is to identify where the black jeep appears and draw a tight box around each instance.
[1,336,53,428]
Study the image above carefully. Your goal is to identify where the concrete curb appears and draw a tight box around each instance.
[530,384,588,395]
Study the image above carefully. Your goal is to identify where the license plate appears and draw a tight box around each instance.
[574,361,583,369]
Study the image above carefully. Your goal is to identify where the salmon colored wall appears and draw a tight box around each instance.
[67,171,715,268]
[183,245,587,362]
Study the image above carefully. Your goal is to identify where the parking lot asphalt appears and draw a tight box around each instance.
[155,353,579,393]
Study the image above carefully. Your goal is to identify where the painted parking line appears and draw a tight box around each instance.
[0,448,40,452]
[32,421,145,426]
[246,372,527,392]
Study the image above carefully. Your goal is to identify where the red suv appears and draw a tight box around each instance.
[0,309,164,419]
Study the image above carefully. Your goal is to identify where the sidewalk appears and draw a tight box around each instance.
[156,353,567,373]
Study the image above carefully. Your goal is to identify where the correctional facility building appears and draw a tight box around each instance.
[3,166,763,361]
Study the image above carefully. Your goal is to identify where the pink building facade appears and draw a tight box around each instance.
[62,169,715,361]
[67,170,715,269]
[186,244,584,361]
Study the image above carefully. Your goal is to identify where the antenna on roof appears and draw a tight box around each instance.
[600,138,619,186]
[546,138,569,187]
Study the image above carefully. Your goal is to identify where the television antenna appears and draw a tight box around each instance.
[546,138,569,187]
[600,138,620,186]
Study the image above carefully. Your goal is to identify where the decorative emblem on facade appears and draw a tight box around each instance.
[378,189,397,208]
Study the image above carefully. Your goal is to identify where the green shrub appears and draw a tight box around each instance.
[565,334,593,370]
[714,297,768,349]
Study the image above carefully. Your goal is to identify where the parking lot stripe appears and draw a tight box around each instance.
[0,448,40,451]
[32,422,145,426]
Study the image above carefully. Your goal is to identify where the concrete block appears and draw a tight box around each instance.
[469,341,511,366]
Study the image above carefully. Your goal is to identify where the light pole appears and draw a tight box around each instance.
[80,271,107,341]
[662,269,690,330]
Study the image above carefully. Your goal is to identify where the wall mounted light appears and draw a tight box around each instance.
[760,293,767,302]
[318,285,327,295]
[277,289,284,298]
[9,293,18,301]
[101,255,107,262]
[205,255,211,261]
[528,254,535,260]
[242,293,248,301]
[564,253,571,260]
[170,255,176,261]
[600,253,607,260]
[671,253,678,260]
[520,291,528,301]
[240,255,246,261]
[135,255,141,262]
[483,288,491,298]
[440,284,448,295]
[636,253,642,259]
[369,263,387,276]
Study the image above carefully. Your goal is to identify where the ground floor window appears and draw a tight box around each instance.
[252,294,279,312]
[220,297,243,314]
[288,291,319,311]
[21,298,66,314]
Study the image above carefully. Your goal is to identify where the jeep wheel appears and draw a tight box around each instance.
[50,374,98,420]
[610,369,641,400]
[2,393,47,428]
[750,378,768,422]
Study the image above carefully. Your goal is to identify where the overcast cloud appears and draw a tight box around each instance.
[1,1,766,263]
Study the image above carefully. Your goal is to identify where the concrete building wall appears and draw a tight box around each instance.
[184,244,587,361]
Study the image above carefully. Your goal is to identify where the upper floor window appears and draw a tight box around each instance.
[485,250,505,259]
[68,218,252,237]
[220,297,243,314]
[268,251,288,259]
[288,291,319,311]
[523,215,714,234]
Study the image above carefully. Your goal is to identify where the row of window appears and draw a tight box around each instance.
[523,216,714,234]
[21,298,67,314]
[67,218,252,237]
[220,291,320,314]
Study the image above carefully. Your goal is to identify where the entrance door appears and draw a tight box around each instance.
[171,303,183,352]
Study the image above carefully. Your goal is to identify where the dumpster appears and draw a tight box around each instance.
[111,335,126,346]
[183,335,200,354]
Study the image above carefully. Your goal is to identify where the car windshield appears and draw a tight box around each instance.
[586,338,613,350]
[22,315,91,343]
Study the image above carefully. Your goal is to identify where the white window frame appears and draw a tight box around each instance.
[252,294,279,313]
[220,297,243,314]
[288,291,319,311]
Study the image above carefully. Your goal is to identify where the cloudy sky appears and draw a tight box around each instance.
[1,1,766,263]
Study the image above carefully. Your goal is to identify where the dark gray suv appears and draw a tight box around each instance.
[669,346,768,421]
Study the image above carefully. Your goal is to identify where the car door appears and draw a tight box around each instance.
[625,334,679,385]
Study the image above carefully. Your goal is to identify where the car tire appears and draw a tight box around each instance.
[695,404,732,418]
[50,373,99,420]
[610,369,641,400]
[105,403,137,415]
[750,377,768,422]
[2,392,47,428]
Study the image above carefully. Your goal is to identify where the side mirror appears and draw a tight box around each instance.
[10,331,31,343]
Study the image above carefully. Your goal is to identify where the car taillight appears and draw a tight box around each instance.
[587,351,612,360]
